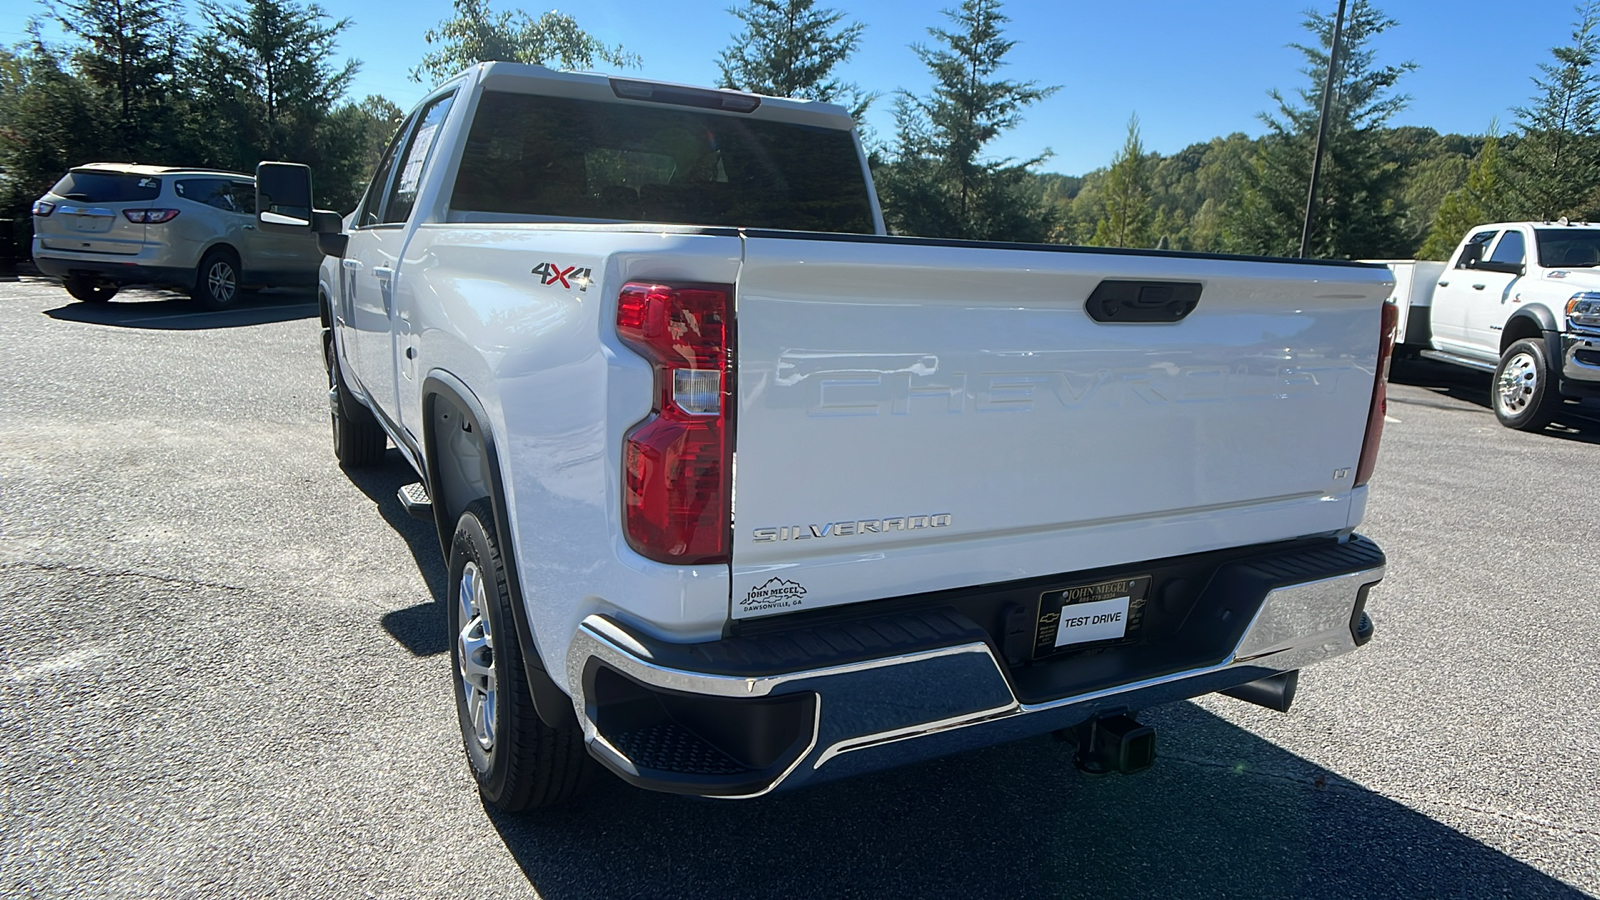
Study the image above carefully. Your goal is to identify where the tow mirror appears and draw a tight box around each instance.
[255,161,313,232]
[313,210,348,258]
[1459,241,1485,269]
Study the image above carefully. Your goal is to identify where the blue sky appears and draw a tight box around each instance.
[5,1,1588,174]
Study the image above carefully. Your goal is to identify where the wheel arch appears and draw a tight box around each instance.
[197,240,242,267]
[316,284,332,329]
[1501,305,1565,393]
[422,371,577,729]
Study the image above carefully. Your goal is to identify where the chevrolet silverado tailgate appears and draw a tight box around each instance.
[729,234,1392,618]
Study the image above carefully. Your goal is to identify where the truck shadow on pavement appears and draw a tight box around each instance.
[41,286,316,330]
[1390,356,1600,444]
[486,701,1590,900]
[344,453,450,657]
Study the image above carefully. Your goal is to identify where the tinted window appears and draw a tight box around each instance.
[228,182,256,215]
[452,91,874,233]
[175,178,243,213]
[358,112,416,227]
[1535,229,1600,267]
[50,171,160,203]
[1455,230,1498,269]
[384,92,456,224]
[1488,230,1525,265]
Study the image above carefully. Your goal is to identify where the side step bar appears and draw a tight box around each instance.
[1419,349,1498,373]
[397,482,433,521]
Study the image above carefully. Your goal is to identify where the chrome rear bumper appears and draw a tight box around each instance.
[567,536,1385,798]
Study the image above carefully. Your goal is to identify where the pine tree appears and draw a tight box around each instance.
[1226,1,1415,259]
[877,0,1058,241]
[198,0,357,161]
[1090,115,1155,248]
[317,93,403,211]
[718,0,871,118]
[1507,1,1600,220]
[1421,132,1509,259]
[48,0,188,160]
[411,0,638,84]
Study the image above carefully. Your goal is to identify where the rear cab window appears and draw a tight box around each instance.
[450,91,875,233]
[50,171,161,204]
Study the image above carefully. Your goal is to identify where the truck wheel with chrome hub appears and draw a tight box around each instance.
[1493,338,1560,431]
[447,500,594,811]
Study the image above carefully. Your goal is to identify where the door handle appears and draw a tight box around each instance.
[372,266,393,282]
[1472,283,1486,290]
[243,224,255,231]
[1438,280,1449,287]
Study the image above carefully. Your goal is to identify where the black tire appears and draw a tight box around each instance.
[63,276,116,304]
[192,248,241,309]
[1493,337,1561,431]
[324,328,387,468]
[448,500,595,811]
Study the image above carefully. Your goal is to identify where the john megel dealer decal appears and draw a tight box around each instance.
[741,577,808,613]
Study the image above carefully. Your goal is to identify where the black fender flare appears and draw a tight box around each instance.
[421,371,577,730]
[1503,304,1563,381]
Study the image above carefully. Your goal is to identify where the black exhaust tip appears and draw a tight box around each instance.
[1221,670,1300,713]
[1065,714,1156,776]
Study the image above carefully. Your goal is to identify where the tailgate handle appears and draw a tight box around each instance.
[1085,280,1202,323]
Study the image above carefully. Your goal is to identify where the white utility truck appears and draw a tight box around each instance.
[1375,221,1600,430]
[255,63,1394,809]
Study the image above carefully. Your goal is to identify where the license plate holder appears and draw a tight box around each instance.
[1033,575,1152,659]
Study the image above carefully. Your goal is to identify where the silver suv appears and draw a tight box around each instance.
[31,163,320,308]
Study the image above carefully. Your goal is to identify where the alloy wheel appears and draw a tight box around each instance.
[207,260,237,305]
[456,561,498,752]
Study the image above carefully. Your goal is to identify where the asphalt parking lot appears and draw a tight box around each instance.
[2,277,1598,899]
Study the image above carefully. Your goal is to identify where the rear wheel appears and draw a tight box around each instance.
[1493,338,1561,431]
[449,500,594,811]
[324,328,387,468]
[192,248,240,309]
[63,277,116,304]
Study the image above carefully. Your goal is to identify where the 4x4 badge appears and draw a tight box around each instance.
[532,262,592,291]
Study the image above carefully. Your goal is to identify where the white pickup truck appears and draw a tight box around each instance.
[1376,221,1600,430]
[255,63,1393,809]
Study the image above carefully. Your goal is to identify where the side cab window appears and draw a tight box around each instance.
[357,110,419,228]
[383,91,456,225]
[1487,229,1526,266]
[1455,230,1498,269]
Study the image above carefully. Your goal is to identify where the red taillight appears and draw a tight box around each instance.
[617,282,733,564]
[32,200,55,217]
[1354,300,1399,487]
[123,209,179,223]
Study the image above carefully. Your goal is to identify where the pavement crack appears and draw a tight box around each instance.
[0,559,249,594]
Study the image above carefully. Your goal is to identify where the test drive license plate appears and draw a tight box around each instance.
[1033,575,1151,659]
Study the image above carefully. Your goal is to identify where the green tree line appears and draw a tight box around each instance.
[6,0,1600,267]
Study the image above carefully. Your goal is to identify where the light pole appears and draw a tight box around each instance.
[1299,0,1348,259]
